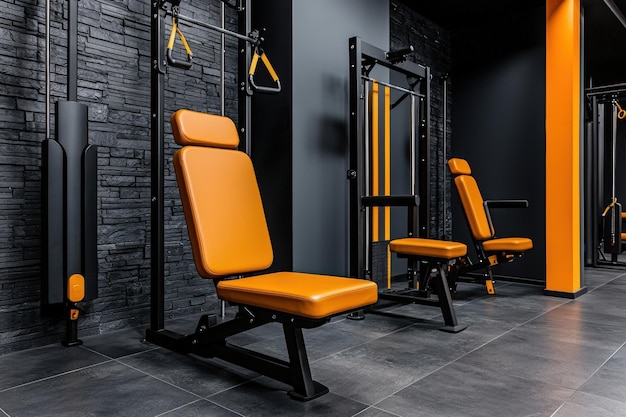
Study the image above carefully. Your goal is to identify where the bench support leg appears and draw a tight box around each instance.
[283,324,329,401]
[146,309,330,401]
[433,264,468,333]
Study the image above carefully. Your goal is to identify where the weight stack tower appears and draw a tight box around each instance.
[42,100,98,346]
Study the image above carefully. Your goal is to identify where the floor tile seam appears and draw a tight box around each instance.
[81,345,159,361]
[549,364,626,417]
[565,340,626,395]
[152,397,245,417]
[307,318,424,365]
[351,404,404,417]
[199,395,256,417]
[80,342,161,361]
[109,355,208,400]
[585,271,626,294]
[151,398,206,417]
[0,358,115,393]
[368,300,573,408]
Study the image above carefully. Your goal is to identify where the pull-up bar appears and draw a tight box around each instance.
[165,8,257,43]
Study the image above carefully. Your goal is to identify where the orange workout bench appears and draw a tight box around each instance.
[385,237,468,333]
[448,158,533,294]
[146,109,378,401]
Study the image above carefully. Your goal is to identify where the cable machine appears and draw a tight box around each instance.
[147,0,280,339]
[348,36,431,296]
[585,83,626,267]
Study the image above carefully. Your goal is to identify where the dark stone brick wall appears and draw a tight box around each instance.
[390,1,452,239]
[0,0,238,353]
[0,0,448,353]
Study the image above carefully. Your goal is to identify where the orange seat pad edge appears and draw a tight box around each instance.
[389,238,467,259]
[481,237,533,253]
[217,272,378,319]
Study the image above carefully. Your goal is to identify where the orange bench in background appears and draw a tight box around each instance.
[448,158,533,294]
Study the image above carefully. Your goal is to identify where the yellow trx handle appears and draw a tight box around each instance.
[248,48,281,94]
[167,16,193,70]
[602,197,618,216]
[616,101,626,120]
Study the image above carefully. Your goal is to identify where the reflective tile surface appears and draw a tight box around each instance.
[1,268,626,416]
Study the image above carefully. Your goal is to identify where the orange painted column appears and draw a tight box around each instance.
[545,0,587,297]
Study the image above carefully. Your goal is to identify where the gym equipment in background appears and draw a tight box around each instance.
[347,37,466,331]
[601,101,623,259]
[447,158,533,294]
[585,84,626,267]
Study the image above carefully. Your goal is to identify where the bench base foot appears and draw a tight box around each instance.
[439,324,468,333]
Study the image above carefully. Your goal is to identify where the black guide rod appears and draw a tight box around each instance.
[441,74,448,238]
[45,0,50,139]
[68,0,78,101]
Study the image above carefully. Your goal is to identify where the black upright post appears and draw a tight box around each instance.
[149,0,166,332]
[348,37,365,279]
[238,0,251,153]
[420,66,431,238]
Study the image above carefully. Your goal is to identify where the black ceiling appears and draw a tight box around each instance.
[398,0,626,86]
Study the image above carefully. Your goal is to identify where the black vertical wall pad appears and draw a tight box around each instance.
[42,140,65,304]
[42,100,98,305]
[250,0,293,272]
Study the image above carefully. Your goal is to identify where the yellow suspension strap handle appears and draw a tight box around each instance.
[616,101,626,120]
[248,43,281,94]
[167,12,193,70]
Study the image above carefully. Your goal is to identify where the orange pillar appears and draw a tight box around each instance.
[545,0,587,297]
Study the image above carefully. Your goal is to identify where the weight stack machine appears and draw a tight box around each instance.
[41,0,98,346]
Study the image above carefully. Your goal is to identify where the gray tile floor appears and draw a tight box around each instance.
[2,267,626,416]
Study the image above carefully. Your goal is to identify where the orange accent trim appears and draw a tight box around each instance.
[384,86,391,289]
[545,0,581,293]
[67,273,84,303]
[371,81,379,242]
[384,86,391,241]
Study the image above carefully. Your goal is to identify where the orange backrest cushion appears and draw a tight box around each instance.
[171,109,240,149]
[448,158,493,240]
[172,110,273,278]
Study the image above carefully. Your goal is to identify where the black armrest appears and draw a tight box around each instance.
[484,199,529,209]
[361,195,420,207]
[483,200,528,236]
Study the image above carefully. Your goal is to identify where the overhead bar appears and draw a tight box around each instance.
[361,76,425,97]
[165,10,257,44]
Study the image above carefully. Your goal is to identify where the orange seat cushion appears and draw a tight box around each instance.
[389,238,467,259]
[481,237,533,253]
[217,272,378,319]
